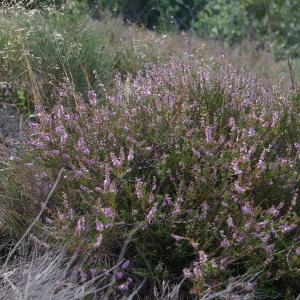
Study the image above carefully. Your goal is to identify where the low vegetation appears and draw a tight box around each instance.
[0,3,299,299]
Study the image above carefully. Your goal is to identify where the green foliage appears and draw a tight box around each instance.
[193,0,266,44]
[193,0,300,61]
[96,0,300,62]
[95,0,207,30]
[2,0,299,62]
[268,0,300,60]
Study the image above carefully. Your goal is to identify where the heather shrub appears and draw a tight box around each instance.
[1,60,300,297]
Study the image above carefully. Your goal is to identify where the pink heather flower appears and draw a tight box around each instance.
[80,185,94,193]
[248,127,256,137]
[228,117,236,131]
[256,220,269,232]
[211,259,218,269]
[95,186,101,192]
[55,125,64,136]
[244,281,256,291]
[244,220,253,230]
[77,138,90,155]
[198,251,208,264]
[54,105,65,121]
[103,166,111,190]
[221,237,230,248]
[96,220,104,232]
[36,171,48,179]
[227,216,234,228]
[191,242,199,249]
[146,203,158,223]
[171,234,184,242]
[88,90,97,106]
[219,135,225,144]
[75,216,86,235]
[205,126,214,143]
[193,266,202,281]
[261,233,271,243]
[200,202,209,219]
[115,272,124,280]
[118,278,133,292]
[58,212,65,223]
[151,177,157,192]
[233,231,244,243]
[295,248,300,256]
[294,143,300,152]
[183,268,193,278]
[234,181,246,194]
[90,268,97,277]
[109,180,117,193]
[80,270,87,283]
[63,194,70,208]
[241,153,250,163]
[257,158,266,171]
[40,241,50,251]
[102,207,114,219]
[271,112,279,128]
[241,202,253,215]
[127,148,134,161]
[135,180,143,199]
[51,150,59,156]
[110,152,122,167]
[289,191,298,211]
[165,194,172,205]
[232,161,243,175]
[172,202,181,216]
[74,169,84,179]
[62,153,70,161]
[267,206,280,217]
[67,208,74,221]
[279,224,297,234]
[59,89,66,97]
[118,283,129,292]
[264,244,275,256]
[60,130,68,145]
[45,217,54,225]
[30,235,49,251]
[220,258,228,271]
[93,234,103,249]
[249,145,257,154]
[192,148,201,158]
[25,162,34,168]
[148,193,155,204]
[121,259,130,270]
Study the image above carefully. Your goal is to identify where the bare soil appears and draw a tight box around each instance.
[0,103,20,140]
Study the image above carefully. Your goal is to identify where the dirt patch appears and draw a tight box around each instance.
[0,103,20,140]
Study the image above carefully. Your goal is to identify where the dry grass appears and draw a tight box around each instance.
[0,7,298,113]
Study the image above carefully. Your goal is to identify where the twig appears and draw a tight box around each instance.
[288,56,295,91]
[127,279,146,300]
